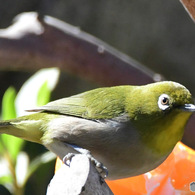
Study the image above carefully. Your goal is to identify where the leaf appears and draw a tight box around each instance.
[0,158,11,178]
[15,152,29,187]
[37,81,51,106]
[1,86,16,120]
[0,175,12,185]
[0,158,13,190]
[15,68,60,116]
[0,69,59,194]
[0,134,25,164]
[0,175,14,194]
[0,87,24,162]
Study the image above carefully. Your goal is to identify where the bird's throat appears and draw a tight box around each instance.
[136,111,192,156]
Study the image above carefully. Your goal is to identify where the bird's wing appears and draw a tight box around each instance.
[27,87,126,120]
[28,95,87,118]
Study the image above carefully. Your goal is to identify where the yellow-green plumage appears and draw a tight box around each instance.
[0,81,194,179]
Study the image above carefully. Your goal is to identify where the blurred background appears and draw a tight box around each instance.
[0,0,194,194]
[0,0,195,95]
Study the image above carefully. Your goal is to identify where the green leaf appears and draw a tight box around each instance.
[0,87,24,162]
[15,68,60,116]
[0,175,12,185]
[2,86,16,120]
[0,174,14,194]
[37,81,51,106]
[0,69,59,195]
[0,135,24,163]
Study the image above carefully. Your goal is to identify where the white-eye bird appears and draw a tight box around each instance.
[0,81,194,179]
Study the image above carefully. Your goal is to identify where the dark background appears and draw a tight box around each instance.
[0,0,195,91]
[0,1,194,194]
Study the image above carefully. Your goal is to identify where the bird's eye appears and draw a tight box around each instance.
[158,94,170,110]
[161,97,169,105]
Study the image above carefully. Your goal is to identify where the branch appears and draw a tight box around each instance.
[46,154,113,195]
[0,12,162,86]
[180,0,195,22]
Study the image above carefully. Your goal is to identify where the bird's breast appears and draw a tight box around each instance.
[43,115,169,179]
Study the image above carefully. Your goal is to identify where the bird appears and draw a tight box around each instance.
[0,81,194,179]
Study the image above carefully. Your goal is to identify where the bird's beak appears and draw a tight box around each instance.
[180,104,195,112]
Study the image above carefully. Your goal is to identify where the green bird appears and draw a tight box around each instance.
[0,81,194,179]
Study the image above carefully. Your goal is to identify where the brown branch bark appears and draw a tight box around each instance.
[180,0,195,22]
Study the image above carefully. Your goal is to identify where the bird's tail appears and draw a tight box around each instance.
[0,120,18,136]
[0,118,42,144]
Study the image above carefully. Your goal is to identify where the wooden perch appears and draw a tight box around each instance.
[46,154,113,195]
[0,12,162,86]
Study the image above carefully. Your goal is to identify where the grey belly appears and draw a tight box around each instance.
[44,115,169,179]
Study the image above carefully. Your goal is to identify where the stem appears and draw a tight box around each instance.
[1,140,24,195]
[15,186,24,195]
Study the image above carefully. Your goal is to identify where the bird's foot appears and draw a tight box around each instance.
[63,144,108,178]
[87,153,108,178]
[63,153,75,167]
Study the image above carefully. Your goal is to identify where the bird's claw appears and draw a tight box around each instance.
[63,152,108,178]
[86,153,108,178]
[63,153,75,167]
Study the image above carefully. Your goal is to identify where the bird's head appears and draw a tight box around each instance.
[125,81,195,154]
[126,81,194,120]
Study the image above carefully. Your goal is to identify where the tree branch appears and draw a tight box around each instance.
[180,0,195,22]
[46,154,113,195]
[0,12,162,86]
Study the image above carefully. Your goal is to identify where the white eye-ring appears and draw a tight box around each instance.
[158,94,170,110]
